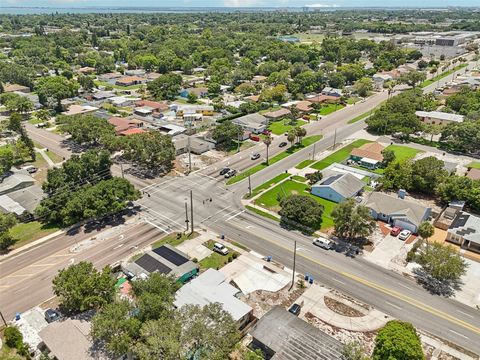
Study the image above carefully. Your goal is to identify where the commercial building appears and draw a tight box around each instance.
[415,111,464,126]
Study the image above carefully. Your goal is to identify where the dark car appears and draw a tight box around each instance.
[219,168,230,176]
[279,142,288,148]
[288,303,301,316]
[44,308,61,323]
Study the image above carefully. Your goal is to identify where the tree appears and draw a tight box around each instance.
[36,109,51,123]
[178,303,240,360]
[381,160,413,191]
[35,76,79,110]
[52,261,116,313]
[331,199,376,242]
[342,341,370,360]
[263,134,273,165]
[295,126,307,144]
[435,175,480,213]
[373,320,424,360]
[305,171,323,185]
[279,195,324,233]
[413,242,468,296]
[381,149,395,167]
[0,213,17,251]
[7,112,22,133]
[208,82,221,97]
[147,73,182,100]
[353,77,373,97]
[134,317,183,360]
[287,130,296,147]
[418,221,434,242]
[59,114,115,147]
[399,71,426,88]
[78,75,95,92]
[187,91,198,104]
[91,300,142,358]
[259,84,287,103]
[122,131,175,173]
[440,120,480,155]
[212,121,242,149]
[411,157,448,195]
[0,146,14,175]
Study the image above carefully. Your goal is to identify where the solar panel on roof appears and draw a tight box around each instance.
[152,246,189,266]
[135,254,171,274]
[320,174,342,186]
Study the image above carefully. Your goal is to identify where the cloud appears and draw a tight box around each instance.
[304,3,339,7]
[223,0,266,6]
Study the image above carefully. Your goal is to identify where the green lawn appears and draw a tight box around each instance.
[151,231,199,249]
[346,97,361,105]
[10,221,60,249]
[295,159,315,169]
[347,110,372,124]
[291,175,307,182]
[420,63,468,88]
[226,140,255,155]
[318,103,345,116]
[385,144,423,162]
[44,150,64,164]
[245,172,290,199]
[468,162,480,169]
[268,119,307,135]
[199,240,239,270]
[227,135,322,185]
[311,139,372,170]
[254,180,336,230]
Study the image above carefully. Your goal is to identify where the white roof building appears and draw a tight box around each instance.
[415,111,464,124]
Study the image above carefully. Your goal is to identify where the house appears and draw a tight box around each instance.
[175,104,214,117]
[180,87,208,98]
[466,168,480,180]
[3,83,30,93]
[264,108,291,121]
[123,244,199,283]
[233,113,268,134]
[415,111,464,126]
[373,73,393,89]
[321,87,343,97]
[2,184,44,216]
[135,100,169,113]
[125,69,146,77]
[97,72,122,83]
[244,95,260,102]
[365,192,431,233]
[252,75,267,83]
[350,142,385,169]
[119,128,146,136]
[249,306,343,360]
[174,268,253,329]
[0,195,27,217]
[107,117,144,135]
[307,94,340,104]
[76,66,95,75]
[159,124,186,136]
[61,104,98,117]
[91,91,115,101]
[39,318,107,360]
[172,134,215,155]
[0,172,35,196]
[311,173,364,203]
[12,91,41,109]
[133,106,154,117]
[446,211,480,254]
[115,76,146,87]
[108,96,141,107]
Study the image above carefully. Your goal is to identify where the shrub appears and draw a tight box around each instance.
[4,326,23,349]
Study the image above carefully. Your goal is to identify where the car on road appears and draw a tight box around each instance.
[224,169,237,178]
[346,245,361,258]
[44,309,61,323]
[219,168,230,176]
[251,152,260,160]
[398,229,412,241]
[213,242,229,255]
[279,141,288,148]
[288,303,301,316]
[313,237,333,250]
[390,226,402,236]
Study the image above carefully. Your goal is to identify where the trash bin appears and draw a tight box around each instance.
[15,312,21,320]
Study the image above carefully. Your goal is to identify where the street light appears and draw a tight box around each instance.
[288,241,310,291]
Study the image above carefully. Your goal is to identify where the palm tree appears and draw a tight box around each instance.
[287,130,296,148]
[263,134,273,165]
[295,126,307,144]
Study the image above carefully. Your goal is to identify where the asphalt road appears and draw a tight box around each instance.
[0,221,164,320]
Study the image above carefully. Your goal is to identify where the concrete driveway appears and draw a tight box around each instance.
[364,234,411,270]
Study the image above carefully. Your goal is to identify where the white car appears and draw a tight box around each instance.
[398,230,412,241]
[213,242,229,255]
[312,237,333,250]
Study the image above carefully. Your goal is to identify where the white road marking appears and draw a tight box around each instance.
[246,225,254,229]
[448,329,469,339]
[69,258,75,265]
[225,210,246,221]
[113,244,124,250]
[456,310,475,319]
[200,205,233,224]
[332,278,346,285]
[398,283,413,291]
[385,301,403,310]
[144,219,169,234]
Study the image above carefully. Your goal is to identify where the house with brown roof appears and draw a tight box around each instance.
[466,168,480,181]
[307,94,340,104]
[115,76,146,87]
[349,142,385,169]
[61,104,99,116]
[4,83,30,93]
[107,117,144,135]
[119,128,147,136]
[135,100,169,112]
[264,108,291,120]
[77,66,95,74]
[282,100,313,113]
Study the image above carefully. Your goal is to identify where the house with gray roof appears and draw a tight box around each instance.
[174,268,253,329]
[311,173,364,203]
[365,192,431,233]
[232,113,268,134]
[446,211,480,254]
[250,306,344,360]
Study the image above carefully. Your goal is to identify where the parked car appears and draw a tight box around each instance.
[213,242,229,255]
[250,135,260,142]
[251,152,260,160]
[279,141,288,148]
[313,237,333,250]
[346,245,361,258]
[22,165,37,174]
[390,226,402,236]
[219,168,230,176]
[398,230,412,241]
[262,129,271,135]
[44,309,61,323]
[288,303,301,316]
[224,169,237,178]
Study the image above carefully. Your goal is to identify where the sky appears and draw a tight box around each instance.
[1,0,479,8]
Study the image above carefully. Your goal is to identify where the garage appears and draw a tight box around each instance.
[393,219,417,233]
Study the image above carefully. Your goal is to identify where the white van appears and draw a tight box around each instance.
[312,237,333,250]
[213,242,229,255]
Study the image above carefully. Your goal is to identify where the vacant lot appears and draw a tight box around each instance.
[268,119,307,135]
[311,139,372,170]
[318,103,345,116]
[10,221,60,249]
[385,144,423,162]
[199,240,239,269]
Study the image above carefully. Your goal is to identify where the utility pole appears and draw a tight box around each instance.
[237,128,241,153]
[187,136,192,173]
[190,190,194,234]
[248,174,252,197]
[312,143,316,161]
[332,128,337,150]
[289,240,297,291]
[0,310,7,327]
[120,163,124,179]
[184,201,189,232]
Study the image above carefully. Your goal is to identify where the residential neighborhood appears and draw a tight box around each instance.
[1,5,480,360]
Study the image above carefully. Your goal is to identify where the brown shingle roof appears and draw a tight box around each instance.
[350,142,385,162]
[135,100,169,111]
[466,168,480,180]
[308,94,339,103]
[264,108,291,119]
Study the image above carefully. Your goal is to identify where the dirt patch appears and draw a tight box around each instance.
[324,296,365,317]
